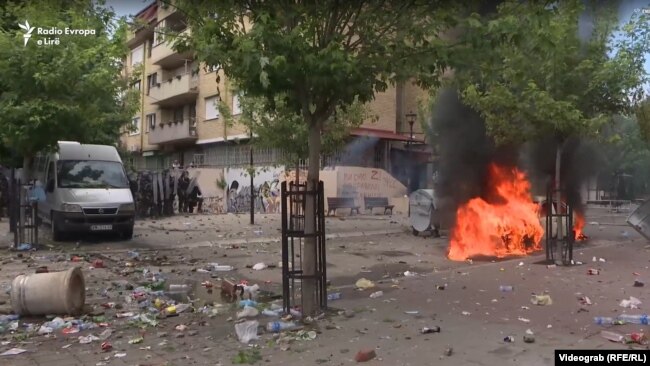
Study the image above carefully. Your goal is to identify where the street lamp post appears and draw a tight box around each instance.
[249,130,254,225]
[405,111,417,194]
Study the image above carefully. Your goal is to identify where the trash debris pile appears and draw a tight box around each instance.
[0,249,328,359]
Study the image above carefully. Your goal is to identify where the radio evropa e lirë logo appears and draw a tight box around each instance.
[18,20,96,46]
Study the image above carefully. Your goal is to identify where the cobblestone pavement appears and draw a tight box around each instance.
[0,207,647,366]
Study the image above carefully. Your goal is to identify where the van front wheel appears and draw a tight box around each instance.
[51,213,63,241]
[121,226,134,240]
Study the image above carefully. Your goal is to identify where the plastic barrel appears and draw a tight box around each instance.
[10,267,85,316]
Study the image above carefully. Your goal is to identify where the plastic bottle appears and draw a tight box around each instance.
[421,326,441,334]
[262,309,281,317]
[328,292,342,301]
[169,284,190,292]
[212,264,234,271]
[499,285,514,292]
[290,309,302,318]
[618,314,649,325]
[239,299,258,308]
[601,330,624,342]
[594,317,617,325]
[266,321,297,333]
[165,303,191,315]
[0,315,19,324]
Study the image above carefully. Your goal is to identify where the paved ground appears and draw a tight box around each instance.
[0,206,648,366]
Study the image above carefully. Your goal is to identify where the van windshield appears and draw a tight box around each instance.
[57,160,129,189]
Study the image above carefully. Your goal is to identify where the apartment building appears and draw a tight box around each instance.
[120,1,433,189]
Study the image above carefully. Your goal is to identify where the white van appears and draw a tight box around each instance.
[35,141,135,240]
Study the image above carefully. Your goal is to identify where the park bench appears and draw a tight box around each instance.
[327,197,360,216]
[364,197,394,215]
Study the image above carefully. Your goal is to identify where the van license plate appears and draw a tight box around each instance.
[90,225,112,231]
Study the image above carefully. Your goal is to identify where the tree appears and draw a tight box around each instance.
[219,91,374,174]
[598,115,650,198]
[175,0,461,315]
[452,0,649,240]
[0,0,139,176]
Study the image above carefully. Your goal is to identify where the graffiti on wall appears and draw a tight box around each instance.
[338,167,406,205]
[226,167,304,214]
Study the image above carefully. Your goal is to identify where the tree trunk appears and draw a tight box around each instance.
[554,144,563,241]
[302,122,322,316]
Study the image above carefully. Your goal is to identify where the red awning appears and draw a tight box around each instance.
[136,3,158,22]
[349,127,424,143]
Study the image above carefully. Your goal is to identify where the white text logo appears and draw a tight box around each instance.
[18,20,35,46]
[17,20,97,46]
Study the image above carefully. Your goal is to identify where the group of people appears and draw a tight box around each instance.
[130,162,203,218]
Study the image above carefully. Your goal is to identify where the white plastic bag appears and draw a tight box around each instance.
[235,320,259,344]
[620,296,642,309]
[237,306,259,319]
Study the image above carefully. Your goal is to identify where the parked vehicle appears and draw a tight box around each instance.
[34,141,135,240]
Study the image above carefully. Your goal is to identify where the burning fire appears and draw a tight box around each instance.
[448,164,545,261]
[574,212,587,241]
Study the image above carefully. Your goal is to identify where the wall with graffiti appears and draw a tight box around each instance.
[225,166,308,214]
[336,166,407,206]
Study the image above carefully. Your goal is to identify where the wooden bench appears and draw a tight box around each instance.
[364,197,394,215]
[327,197,360,216]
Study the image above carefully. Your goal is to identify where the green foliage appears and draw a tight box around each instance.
[174,0,461,176]
[0,0,139,162]
[598,115,650,195]
[216,173,227,190]
[219,88,374,166]
[232,349,262,364]
[452,0,649,145]
[636,98,650,141]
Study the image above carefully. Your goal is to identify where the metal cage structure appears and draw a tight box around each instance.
[545,187,574,265]
[11,179,39,249]
[280,180,327,315]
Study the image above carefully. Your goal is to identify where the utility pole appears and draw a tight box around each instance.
[406,111,417,194]
[250,130,254,225]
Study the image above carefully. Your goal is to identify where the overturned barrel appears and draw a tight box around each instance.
[10,267,85,316]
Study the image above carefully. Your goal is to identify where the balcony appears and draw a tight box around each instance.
[149,73,199,107]
[148,117,198,145]
[151,28,192,68]
[158,1,179,20]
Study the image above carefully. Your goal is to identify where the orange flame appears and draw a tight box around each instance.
[447,164,545,261]
[574,212,587,241]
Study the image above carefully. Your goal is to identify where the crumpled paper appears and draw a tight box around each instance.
[620,296,642,309]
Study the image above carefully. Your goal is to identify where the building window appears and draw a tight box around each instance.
[205,95,219,120]
[130,117,140,135]
[132,79,141,90]
[130,44,144,66]
[146,73,158,95]
[146,113,156,132]
[232,94,242,115]
[147,38,153,58]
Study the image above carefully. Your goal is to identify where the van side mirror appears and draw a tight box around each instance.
[46,179,55,192]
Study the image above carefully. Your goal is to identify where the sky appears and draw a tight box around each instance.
[105,0,154,20]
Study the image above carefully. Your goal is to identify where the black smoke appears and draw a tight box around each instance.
[522,137,601,216]
[430,89,517,228]
[430,88,600,228]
